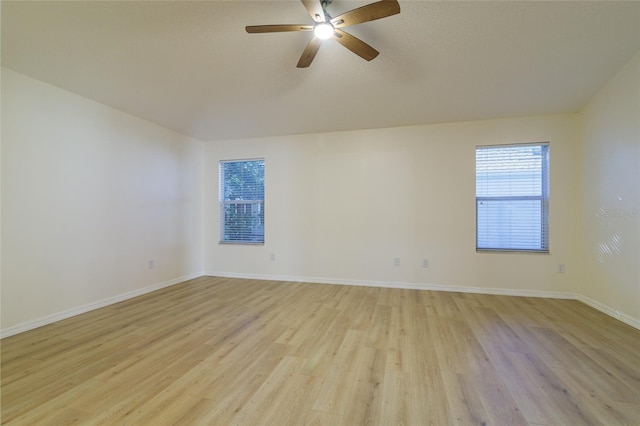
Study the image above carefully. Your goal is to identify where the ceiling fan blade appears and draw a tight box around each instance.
[297,36,323,68]
[332,29,379,61]
[246,25,313,33]
[331,0,400,28]
[301,0,325,22]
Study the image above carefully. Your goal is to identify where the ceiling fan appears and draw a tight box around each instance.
[245,0,401,68]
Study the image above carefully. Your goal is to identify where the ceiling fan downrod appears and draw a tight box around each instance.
[321,0,333,21]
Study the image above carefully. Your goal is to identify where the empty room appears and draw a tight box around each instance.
[1,1,639,424]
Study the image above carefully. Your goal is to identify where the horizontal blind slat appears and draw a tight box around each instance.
[476,144,549,251]
[220,159,265,243]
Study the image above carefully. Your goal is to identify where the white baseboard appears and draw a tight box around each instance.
[0,272,204,339]
[209,271,640,330]
[4,271,636,338]
[577,294,640,330]
[209,271,639,330]
[205,271,578,300]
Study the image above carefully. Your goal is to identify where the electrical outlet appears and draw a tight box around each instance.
[147,260,155,269]
[394,257,400,267]
[270,253,276,261]
[422,259,430,268]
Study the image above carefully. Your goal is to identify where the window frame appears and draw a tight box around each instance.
[475,142,550,253]
[219,158,265,245]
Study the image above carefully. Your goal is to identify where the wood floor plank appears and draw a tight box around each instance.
[508,351,600,425]
[440,371,490,425]
[301,409,343,425]
[262,373,323,426]
[342,347,386,425]
[1,379,101,425]
[312,329,364,415]
[549,363,640,425]
[229,355,308,425]
[2,276,639,425]
[475,379,529,426]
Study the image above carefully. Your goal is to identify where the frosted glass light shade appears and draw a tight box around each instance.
[314,23,334,40]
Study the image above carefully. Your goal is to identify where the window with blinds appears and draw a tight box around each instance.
[476,143,549,252]
[219,159,265,244]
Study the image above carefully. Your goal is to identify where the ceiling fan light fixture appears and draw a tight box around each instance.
[314,22,334,40]
[246,0,401,67]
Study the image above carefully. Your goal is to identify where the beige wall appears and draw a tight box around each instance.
[578,51,640,325]
[204,114,580,296]
[3,50,637,336]
[1,68,204,334]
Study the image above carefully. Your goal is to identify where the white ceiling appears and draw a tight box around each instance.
[2,1,639,141]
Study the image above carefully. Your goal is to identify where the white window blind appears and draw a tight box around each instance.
[476,143,549,252]
[219,159,265,244]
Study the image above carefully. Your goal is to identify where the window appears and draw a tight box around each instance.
[476,143,549,252]
[219,159,265,244]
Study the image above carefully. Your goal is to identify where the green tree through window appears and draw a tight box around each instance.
[219,159,265,243]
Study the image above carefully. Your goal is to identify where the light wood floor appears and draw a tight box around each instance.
[2,277,639,425]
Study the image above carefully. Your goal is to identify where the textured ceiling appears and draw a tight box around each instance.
[2,1,639,141]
